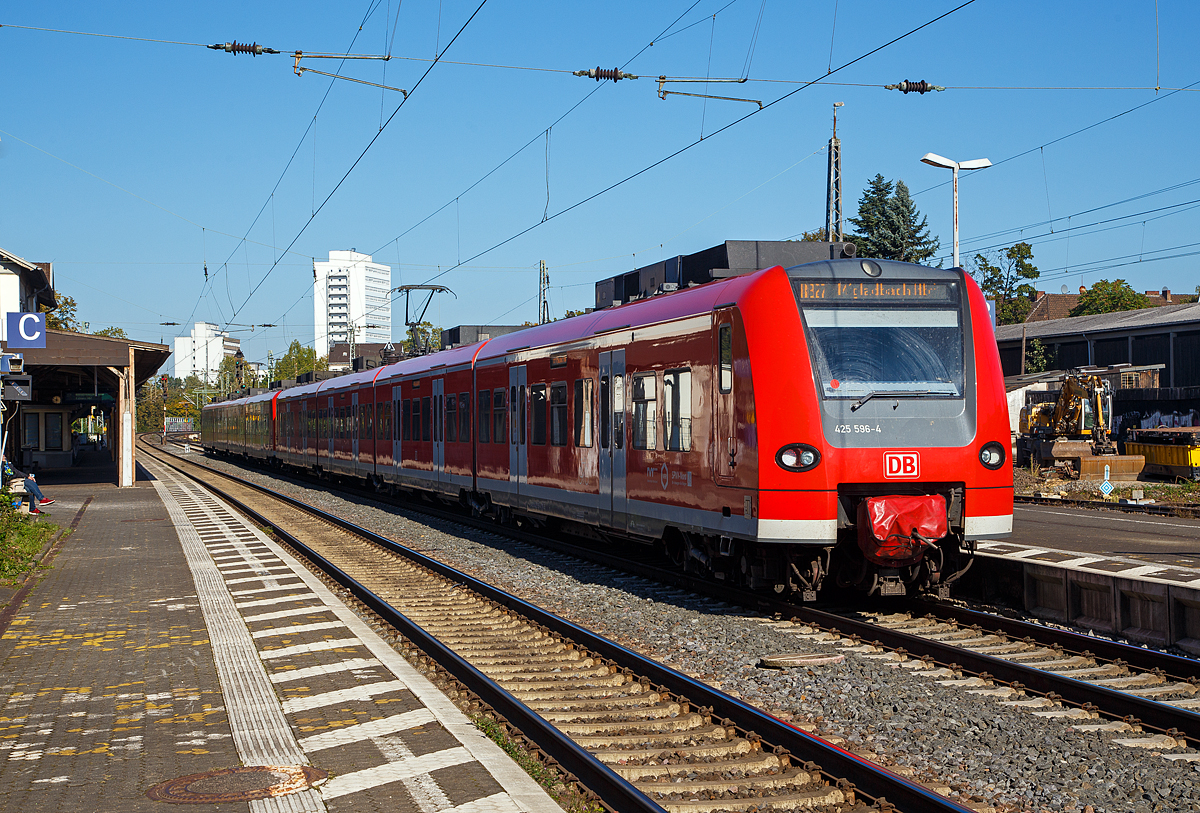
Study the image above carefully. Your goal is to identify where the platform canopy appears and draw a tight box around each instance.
[3,328,171,487]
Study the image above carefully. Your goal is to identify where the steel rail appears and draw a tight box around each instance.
[147,444,975,813]
[145,449,666,813]
[908,599,1200,681]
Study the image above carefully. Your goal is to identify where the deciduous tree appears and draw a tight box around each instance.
[970,242,1039,325]
[40,294,81,331]
[274,340,328,381]
[1069,279,1150,317]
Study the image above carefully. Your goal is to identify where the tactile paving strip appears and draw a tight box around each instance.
[145,458,558,813]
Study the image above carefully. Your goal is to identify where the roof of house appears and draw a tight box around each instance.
[1023,288,1197,323]
[327,343,390,365]
[0,247,56,309]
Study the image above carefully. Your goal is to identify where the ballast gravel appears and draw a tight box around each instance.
[189,452,1200,813]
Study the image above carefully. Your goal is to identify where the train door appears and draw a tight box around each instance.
[598,350,627,529]
[714,311,737,484]
[391,385,403,478]
[432,378,445,485]
[508,365,527,504]
[326,396,334,461]
[301,401,310,467]
[351,392,360,471]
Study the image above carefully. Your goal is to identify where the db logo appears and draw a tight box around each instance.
[883,451,920,479]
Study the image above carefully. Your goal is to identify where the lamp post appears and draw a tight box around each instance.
[920,152,991,268]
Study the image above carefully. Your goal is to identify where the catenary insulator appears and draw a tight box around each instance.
[884,79,945,94]
[209,40,281,56]
[572,66,638,81]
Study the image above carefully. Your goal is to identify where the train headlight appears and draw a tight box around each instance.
[777,444,821,472]
[979,441,1006,470]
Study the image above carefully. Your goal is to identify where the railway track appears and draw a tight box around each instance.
[142,442,974,813]
[154,440,1200,761]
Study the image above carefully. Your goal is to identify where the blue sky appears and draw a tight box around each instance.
[2,1,1197,372]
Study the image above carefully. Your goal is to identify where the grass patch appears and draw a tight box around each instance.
[471,713,605,813]
[0,491,59,586]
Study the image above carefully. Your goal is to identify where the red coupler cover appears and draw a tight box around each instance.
[856,494,948,566]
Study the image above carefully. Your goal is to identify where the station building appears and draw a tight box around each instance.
[0,245,169,486]
[995,302,1200,386]
[996,302,1200,436]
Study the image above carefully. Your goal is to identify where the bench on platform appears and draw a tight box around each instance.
[7,479,30,514]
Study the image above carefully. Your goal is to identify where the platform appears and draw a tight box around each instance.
[0,454,560,812]
[970,502,1200,654]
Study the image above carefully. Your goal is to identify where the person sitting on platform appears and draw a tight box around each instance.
[1,456,54,514]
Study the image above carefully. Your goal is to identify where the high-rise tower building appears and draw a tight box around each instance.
[173,322,240,385]
[313,250,392,358]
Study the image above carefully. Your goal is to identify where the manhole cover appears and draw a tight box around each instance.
[145,765,327,804]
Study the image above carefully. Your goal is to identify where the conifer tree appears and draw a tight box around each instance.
[849,176,939,263]
[847,174,893,259]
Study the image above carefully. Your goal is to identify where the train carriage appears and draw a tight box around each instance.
[203,257,1012,598]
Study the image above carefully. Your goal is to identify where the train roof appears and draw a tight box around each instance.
[475,267,773,361]
[371,341,488,384]
[319,364,389,393]
[787,258,965,281]
[201,390,275,410]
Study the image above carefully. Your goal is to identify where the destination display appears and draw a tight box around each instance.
[792,279,957,303]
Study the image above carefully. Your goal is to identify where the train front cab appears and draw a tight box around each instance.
[744,259,1013,598]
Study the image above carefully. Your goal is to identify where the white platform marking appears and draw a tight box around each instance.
[252,621,347,639]
[270,658,383,684]
[281,680,408,714]
[319,747,473,801]
[299,709,436,752]
[259,638,364,660]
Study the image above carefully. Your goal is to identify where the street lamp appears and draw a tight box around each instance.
[920,152,991,268]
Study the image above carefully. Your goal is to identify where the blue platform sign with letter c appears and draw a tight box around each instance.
[7,312,46,348]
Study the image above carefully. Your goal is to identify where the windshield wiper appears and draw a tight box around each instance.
[850,389,929,412]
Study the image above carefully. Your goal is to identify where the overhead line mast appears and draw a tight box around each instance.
[825,102,844,242]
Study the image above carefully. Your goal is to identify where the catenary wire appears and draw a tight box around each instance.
[228,0,491,327]
[369,0,714,257]
[414,0,981,290]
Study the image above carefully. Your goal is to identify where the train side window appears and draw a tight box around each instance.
[445,395,458,442]
[719,324,733,393]
[599,376,610,448]
[510,386,519,444]
[574,378,593,447]
[519,385,527,445]
[459,393,471,443]
[402,399,411,441]
[421,396,431,441]
[380,402,390,440]
[478,390,491,444]
[362,403,373,440]
[663,369,693,451]
[632,373,657,450]
[434,394,442,442]
[494,388,506,444]
[613,374,624,449]
[550,383,568,446]
[531,384,547,445]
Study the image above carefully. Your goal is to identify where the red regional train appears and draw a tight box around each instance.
[202,258,1013,598]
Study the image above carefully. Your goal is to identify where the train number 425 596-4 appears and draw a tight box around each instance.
[834,424,881,434]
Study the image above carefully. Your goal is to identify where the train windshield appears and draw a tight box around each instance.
[792,278,964,401]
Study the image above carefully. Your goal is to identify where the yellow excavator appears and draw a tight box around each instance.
[1017,374,1145,480]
